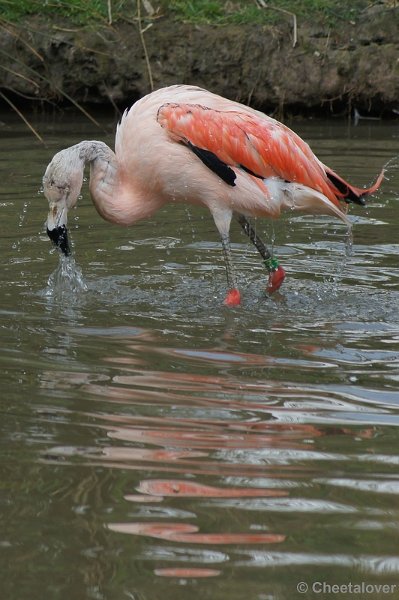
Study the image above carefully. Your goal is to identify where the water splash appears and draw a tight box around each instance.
[45,255,88,302]
[345,226,354,258]
[381,155,399,199]
[320,225,354,294]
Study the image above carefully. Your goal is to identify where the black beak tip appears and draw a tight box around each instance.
[47,225,71,256]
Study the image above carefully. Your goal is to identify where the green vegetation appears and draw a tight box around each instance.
[0,0,373,27]
[165,0,368,26]
[1,0,111,23]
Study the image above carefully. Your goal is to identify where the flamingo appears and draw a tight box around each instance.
[43,84,383,305]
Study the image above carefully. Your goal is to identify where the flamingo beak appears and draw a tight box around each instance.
[47,224,71,256]
[46,202,71,256]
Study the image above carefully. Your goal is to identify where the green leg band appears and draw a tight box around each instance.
[264,257,280,272]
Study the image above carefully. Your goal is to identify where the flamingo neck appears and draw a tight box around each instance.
[77,141,160,226]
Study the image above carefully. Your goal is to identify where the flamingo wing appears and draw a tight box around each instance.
[157,102,343,207]
[157,102,384,207]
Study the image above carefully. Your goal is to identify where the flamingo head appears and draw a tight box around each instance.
[43,146,85,256]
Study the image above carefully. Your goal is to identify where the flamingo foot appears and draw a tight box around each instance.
[264,257,286,294]
[224,288,241,306]
[267,265,286,293]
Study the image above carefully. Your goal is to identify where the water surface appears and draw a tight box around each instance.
[1,110,399,599]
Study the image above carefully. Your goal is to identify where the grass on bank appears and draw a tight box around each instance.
[0,0,375,27]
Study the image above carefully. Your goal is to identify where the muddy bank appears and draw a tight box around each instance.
[1,5,398,116]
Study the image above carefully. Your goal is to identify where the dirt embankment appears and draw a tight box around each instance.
[1,5,398,116]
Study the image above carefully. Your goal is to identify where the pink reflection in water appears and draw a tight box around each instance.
[108,522,285,545]
[154,567,221,578]
[101,447,206,462]
[124,494,163,503]
[107,422,317,450]
[135,479,288,498]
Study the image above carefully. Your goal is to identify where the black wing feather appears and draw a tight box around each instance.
[186,141,236,187]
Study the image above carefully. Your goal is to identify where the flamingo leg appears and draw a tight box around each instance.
[236,214,286,294]
[220,233,241,306]
[236,214,271,262]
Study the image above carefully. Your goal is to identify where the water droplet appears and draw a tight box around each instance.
[18,201,30,228]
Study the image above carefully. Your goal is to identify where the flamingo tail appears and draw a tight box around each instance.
[325,167,384,206]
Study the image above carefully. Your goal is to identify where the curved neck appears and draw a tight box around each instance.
[76,141,119,221]
[77,140,114,164]
[77,141,160,225]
